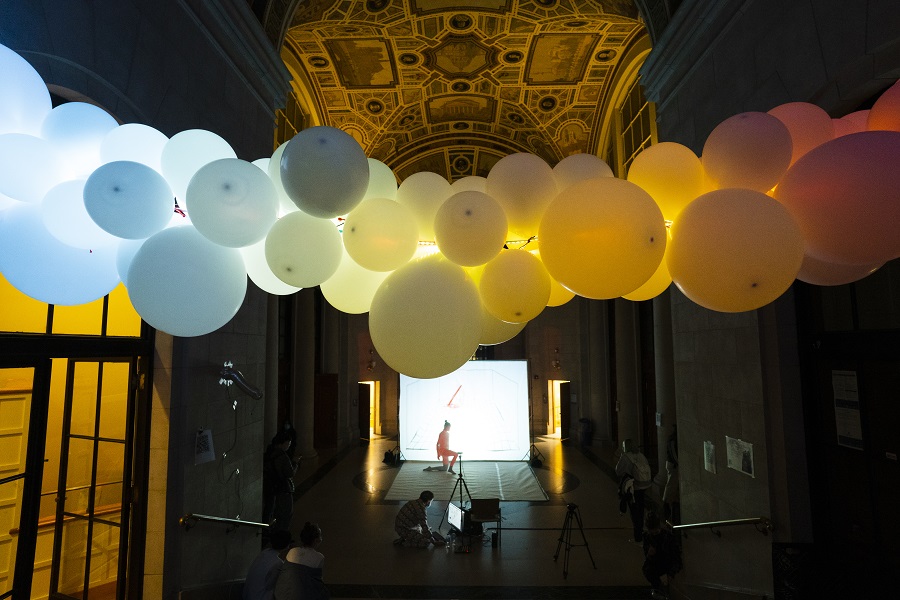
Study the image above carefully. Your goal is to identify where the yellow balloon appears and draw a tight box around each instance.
[479,249,550,323]
[701,112,793,192]
[553,153,614,193]
[266,211,342,287]
[486,153,557,239]
[539,177,667,299]
[343,197,418,271]
[369,255,482,379]
[627,142,703,221]
[531,250,575,307]
[667,189,804,312]
[320,246,390,314]
[623,247,672,301]
[434,191,508,267]
[479,304,527,346]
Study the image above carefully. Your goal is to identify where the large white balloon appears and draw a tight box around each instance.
[0,133,65,202]
[267,141,298,216]
[100,123,169,173]
[395,171,453,241]
[185,158,278,248]
[127,227,247,337]
[41,102,119,179]
[0,43,52,135]
[553,153,614,192]
[84,161,174,240]
[450,176,488,194]
[240,238,302,296]
[161,129,237,205]
[265,211,343,287]
[116,239,146,287]
[280,126,370,218]
[42,180,118,249]
[364,158,398,200]
[434,191,508,267]
[487,153,558,239]
[0,203,120,305]
[320,246,390,314]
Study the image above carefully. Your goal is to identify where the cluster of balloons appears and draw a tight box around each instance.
[1,41,899,378]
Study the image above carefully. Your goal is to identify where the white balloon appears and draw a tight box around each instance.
[267,141,298,216]
[84,161,174,239]
[553,153,614,192]
[161,129,237,205]
[364,158,398,200]
[100,123,169,173]
[395,171,453,241]
[127,227,247,337]
[320,246,390,313]
[0,133,65,202]
[0,191,20,211]
[185,158,278,248]
[342,197,419,271]
[487,153,558,239]
[41,102,119,178]
[0,43,52,135]
[450,176,488,193]
[42,180,118,249]
[116,238,146,287]
[265,211,343,287]
[280,126,370,218]
[0,203,120,305]
[240,237,302,296]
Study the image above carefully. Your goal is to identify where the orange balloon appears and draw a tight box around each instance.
[667,189,804,313]
[868,80,900,132]
[836,110,869,136]
[768,102,834,164]
[774,131,900,264]
[701,112,792,192]
[539,177,667,300]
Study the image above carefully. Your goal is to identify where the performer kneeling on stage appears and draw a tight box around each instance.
[431,420,459,473]
[394,490,445,548]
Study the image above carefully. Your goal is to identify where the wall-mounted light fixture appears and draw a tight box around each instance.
[551,347,561,371]
[367,349,377,372]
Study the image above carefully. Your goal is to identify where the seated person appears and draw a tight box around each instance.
[642,512,682,599]
[243,529,291,600]
[393,490,445,547]
[274,522,328,600]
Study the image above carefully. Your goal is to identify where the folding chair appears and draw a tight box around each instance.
[468,498,501,547]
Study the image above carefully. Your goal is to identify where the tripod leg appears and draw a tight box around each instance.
[573,507,597,570]
[563,511,573,578]
[553,510,570,561]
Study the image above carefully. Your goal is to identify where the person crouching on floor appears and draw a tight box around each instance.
[394,490,445,547]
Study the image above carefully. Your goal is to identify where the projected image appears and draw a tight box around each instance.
[400,360,529,461]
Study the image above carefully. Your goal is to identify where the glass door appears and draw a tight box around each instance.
[49,359,135,600]
[0,367,35,600]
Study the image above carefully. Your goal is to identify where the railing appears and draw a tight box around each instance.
[9,503,122,536]
[671,516,773,537]
[179,513,270,532]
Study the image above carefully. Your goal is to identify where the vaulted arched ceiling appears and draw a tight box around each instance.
[278,0,648,180]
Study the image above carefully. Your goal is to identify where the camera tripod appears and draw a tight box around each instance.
[439,452,471,528]
[553,503,596,578]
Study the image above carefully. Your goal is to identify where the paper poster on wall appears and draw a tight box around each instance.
[704,441,716,473]
[726,436,754,477]
[832,370,863,450]
[194,428,216,465]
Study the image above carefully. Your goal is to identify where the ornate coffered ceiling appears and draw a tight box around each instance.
[281,0,647,180]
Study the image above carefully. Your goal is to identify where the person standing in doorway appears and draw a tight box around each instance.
[264,431,297,531]
[616,438,653,542]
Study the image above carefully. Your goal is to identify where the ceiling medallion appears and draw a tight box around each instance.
[538,96,557,112]
[365,100,385,115]
[448,14,474,31]
[564,20,588,27]
[452,122,470,130]
[424,35,495,79]
[451,81,471,93]
[365,0,389,13]
[595,49,617,62]
[308,56,329,68]
[503,50,524,64]
[399,53,420,66]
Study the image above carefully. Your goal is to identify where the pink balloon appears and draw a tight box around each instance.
[796,254,881,286]
[768,102,834,164]
[774,131,900,265]
[701,112,792,192]
[868,80,900,132]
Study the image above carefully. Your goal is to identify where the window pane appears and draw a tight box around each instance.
[70,362,99,438]
[52,298,104,336]
[106,283,142,337]
[0,272,48,333]
[99,362,130,441]
[94,441,124,524]
[88,521,120,596]
[57,518,88,599]
[65,437,95,517]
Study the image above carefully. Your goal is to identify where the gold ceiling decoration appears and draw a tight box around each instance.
[283,0,646,180]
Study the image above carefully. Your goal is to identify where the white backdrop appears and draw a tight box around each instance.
[400,360,529,461]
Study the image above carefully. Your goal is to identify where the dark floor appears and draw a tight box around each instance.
[286,435,658,600]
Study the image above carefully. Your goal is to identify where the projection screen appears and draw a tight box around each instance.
[400,360,529,461]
